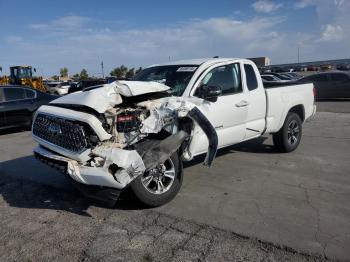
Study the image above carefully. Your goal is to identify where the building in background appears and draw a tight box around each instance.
[248,57,270,67]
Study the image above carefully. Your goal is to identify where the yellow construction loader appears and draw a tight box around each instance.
[0,65,47,92]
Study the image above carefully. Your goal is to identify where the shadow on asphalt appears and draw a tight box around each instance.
[184,136,275,168]
[0,136,275,214]
[0,155,148,213]
[0,172,94,217]
[0,169,146,216]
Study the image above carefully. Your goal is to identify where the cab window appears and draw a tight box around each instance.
[244,64,258,91]
[200,63,242,95]
[4,88,26,101]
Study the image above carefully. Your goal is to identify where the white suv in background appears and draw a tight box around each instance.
[45,81,71,96]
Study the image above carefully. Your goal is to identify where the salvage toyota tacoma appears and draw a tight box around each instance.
[32,58,316,206]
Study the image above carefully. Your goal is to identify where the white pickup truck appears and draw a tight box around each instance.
[32,58,316,206]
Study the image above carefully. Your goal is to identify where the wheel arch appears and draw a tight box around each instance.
[289,104,305,122]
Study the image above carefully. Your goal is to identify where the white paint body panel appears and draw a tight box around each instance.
[34,146,127,189]
[51,80,170,113]
[264,83,315,133]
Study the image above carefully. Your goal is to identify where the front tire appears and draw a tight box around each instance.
[273,112,302,153]
[130,152,183,207]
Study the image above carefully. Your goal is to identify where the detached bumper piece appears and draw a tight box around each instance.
[34,147,121,206]
[188,107,218,166]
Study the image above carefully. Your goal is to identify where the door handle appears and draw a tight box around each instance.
[235,100,249,107]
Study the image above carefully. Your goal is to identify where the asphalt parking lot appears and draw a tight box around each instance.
[0,100,349,261]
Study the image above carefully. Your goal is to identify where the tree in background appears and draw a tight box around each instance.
[80,69,89,79]
[125,68,135,79]
[110,65,141,79]
[51,75,59,81]
[110,65,128,78]
[135,67,143,74]
[72,73,79,78]
[60,67,68,77]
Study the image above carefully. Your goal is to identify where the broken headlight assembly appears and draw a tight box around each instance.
[116,109,148,133]
[117,111,140,133]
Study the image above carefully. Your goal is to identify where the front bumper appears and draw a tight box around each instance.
[34,146,127,189]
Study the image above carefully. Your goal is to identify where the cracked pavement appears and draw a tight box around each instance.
[0,101,349,261]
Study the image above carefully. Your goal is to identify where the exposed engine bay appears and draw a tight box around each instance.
[32,81,218,202]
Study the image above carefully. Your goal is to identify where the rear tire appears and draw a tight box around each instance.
[273,112,302,153]
[130,152,182,207]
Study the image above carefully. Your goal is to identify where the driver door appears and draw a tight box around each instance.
[188,62,249,156]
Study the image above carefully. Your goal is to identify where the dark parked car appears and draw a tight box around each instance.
[270,66,285,73]
[0,86,56,130]
[297,72,350,99]
[320,64,333,71]
[68,79,107,93]
[282,72,302,80]
[267,72,293,80]
[293,65,308,72]
[307,65,319,71]
[336,63,350,71]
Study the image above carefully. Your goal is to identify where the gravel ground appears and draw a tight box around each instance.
[0,173,327,262]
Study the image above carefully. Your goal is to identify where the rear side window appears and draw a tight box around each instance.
[25,89,36,98]
[314,74,328,82]
[244,64,258,91]
[330,73,348,81]
[4,88,26,101]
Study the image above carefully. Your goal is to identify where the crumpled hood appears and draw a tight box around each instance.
[50,80,170,113]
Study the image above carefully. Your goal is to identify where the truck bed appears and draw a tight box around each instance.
[264,82,315,134]
[263,80,301,89]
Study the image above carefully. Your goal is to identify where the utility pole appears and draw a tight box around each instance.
[297,47,300,64]
[101,61,105,78]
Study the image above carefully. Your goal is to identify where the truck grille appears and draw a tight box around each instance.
[33,114,89,153]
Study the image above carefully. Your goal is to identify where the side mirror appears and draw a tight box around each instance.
[34,68,37,72]
[198,85,222,102]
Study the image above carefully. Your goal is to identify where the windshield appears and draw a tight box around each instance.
[18,68,32,78]
[133,65,198,96]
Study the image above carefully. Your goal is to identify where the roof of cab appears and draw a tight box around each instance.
[149,58,246,68]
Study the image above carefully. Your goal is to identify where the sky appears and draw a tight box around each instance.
[0,0,349,77]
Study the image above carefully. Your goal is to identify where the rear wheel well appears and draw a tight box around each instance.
[289,105,305,122]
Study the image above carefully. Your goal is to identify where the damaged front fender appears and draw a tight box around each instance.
[137,97,218,167]
[135,130,189,171]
